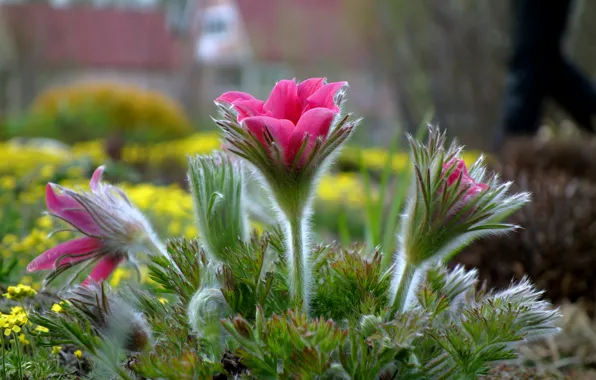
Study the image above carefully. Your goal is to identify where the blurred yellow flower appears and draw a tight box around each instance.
[184,225,198,239]
[40,165,55,179]
[74,349,83,359]
[35,215,53,229]
[3,284,37,300]
[0,176,16,189]
[65,166,85,178]
[35,325,49,333]
[51,303,64,313]
[51,346,62,355]
[2,234,18,245]
[109,267,132,287]
[18,333,30,345]
[168,221,182,236]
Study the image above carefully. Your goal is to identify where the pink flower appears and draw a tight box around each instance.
[443,158,489,201]
[216,78,347,166]
[27,166,165,286]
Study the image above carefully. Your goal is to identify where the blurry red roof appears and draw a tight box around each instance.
[236,0,368,66]
[2,4,181,70]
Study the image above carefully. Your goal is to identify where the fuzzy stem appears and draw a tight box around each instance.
[389,258,421,316]
[286,216,309,312]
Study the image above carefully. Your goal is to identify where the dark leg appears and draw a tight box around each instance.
[500,0,574,138]
[549,57,596,132]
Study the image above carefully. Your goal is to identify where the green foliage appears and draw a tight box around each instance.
[148,238,208,305]
[340,312,427,379]
[29,290,136,380]
[8,132,560,379]
[132,345,223,380]
[130,290,224,379]
[219,232,291,319]
[311,245,391,321]
[0,257,18,284]
[222,307,347,379]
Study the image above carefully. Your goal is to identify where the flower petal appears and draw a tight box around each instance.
[297,78,326,104]
[90,166,104,192]
[45,184,101,236]
[83,256,124,285]
[232,99,268,121]
[263,79,302,123]
[293,108,335,138]
[27,237,102,272]
[243,116,293,149]
[306,81,348,113]
[216,91,257,104]
[286,108,335,164]
[444,159,470,186]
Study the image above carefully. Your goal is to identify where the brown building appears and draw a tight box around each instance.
[0,3,184,114]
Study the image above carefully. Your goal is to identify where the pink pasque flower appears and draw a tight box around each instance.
[27,166,165,285]
[443,158,489,201]
[216,78,347,165]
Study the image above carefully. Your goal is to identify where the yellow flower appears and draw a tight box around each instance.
[109,267,131,287]
[51,303,64,313]
[184,225,198,239]
[0,176,16,189]
[74,349,83,359]
[168,221,182,236]
[3,284,37,300]
[18,333,30,345]
[40,164,55,179]
[2,233,17,245]
[65,166,84,178]
[36,215,54,229]
[10,306,25,315]
[35,326,49,333]
[51,346,62,355]
[158,297,168,304]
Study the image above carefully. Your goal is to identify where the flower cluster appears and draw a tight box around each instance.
[3,284,37,300]
[0,306,28,337]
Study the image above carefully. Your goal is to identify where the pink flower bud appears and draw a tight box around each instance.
[443,158,489,202]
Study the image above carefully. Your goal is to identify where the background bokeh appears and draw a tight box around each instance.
[2,1,596,375]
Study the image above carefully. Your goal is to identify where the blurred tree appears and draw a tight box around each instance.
[361,0,509,149]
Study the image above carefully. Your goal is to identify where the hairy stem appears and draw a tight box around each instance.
[389,256,422,316]
[286,216,309,313]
